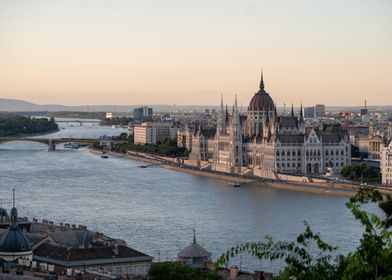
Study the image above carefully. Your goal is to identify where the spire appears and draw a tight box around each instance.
[300,103,303,117]
[291,104,294,117]
[193,227,196,244]
[259,68,265,90]
[220,94,224,111]
[10,188,18,228]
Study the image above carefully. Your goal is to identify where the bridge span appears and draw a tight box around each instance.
[0,137,101,151]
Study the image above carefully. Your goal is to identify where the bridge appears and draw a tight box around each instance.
[0,137,102,151]
[55,119,101,126]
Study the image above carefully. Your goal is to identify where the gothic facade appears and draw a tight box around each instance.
[190,74,351,177]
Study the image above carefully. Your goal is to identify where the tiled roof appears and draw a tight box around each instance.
[278,116,298,128]
[50,229,95,249]
[178,242,210,258]
[34,243,150,262]
[321,135,341,143]
[277,134,304,144]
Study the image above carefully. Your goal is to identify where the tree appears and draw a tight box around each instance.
[216,187,392,280]
[342,188,392,280]
[148,263,222,280]
[216,222,340,280]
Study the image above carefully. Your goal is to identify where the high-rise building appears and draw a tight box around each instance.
[304,107,315,118]
[133,107,153,122]
[315,104,326,117]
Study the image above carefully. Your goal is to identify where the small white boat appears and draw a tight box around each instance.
[101,153,109,159]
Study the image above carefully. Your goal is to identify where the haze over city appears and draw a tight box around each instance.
[0,0,391,106]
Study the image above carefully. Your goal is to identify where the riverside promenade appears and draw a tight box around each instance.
[89,149,392,197]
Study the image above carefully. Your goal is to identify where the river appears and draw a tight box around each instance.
[0,121,368,273]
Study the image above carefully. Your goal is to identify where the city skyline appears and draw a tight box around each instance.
[1,0,391,106]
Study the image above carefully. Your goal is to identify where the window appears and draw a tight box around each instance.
[325,150,329,156]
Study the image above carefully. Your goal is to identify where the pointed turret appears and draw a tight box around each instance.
[218,95,225,135]
[291,104,294,117]
[259,68,265,90]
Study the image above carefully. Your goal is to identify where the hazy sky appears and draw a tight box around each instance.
[0,0,391,106]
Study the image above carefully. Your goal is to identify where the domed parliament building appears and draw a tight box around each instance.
[189,73,351,177]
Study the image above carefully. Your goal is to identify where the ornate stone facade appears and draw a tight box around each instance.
[190,74,351,177]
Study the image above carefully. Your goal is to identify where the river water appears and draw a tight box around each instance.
[0,121,368,273]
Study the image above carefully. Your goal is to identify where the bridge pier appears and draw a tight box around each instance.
[48,139,56,151]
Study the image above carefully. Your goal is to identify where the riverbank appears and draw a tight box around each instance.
[0,128,60,138]
[88,148,392,197]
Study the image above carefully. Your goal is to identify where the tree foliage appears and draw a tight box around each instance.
[341,164,380,183]
[216,187,392,280]
[112,135,189,157]
[148,263,222,280]
[101,116,133,126]
[0,114,58,136]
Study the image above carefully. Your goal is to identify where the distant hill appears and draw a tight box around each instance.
[0,98,217,112]
[1,98,392,113]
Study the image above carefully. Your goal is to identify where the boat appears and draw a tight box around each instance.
[228,182,241,188]
[101,153,109,159]
[138,165,147,168]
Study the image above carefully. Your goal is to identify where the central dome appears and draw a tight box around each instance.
[0,228,32,253]
[248,72,275,112]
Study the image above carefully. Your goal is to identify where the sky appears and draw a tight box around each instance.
[0,0,391,107]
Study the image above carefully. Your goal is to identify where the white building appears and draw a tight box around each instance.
[381,140,392,186]
[134,122,178,145]
[190,73,351,177]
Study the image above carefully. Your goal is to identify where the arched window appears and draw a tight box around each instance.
[282,150,285,156]
[341,150,344,156]
[331,150,334,156]
[325,150,329,156]
[287,150,291,156]
[292,150,296,156]
[298,150,301,156]
[317,150,320,156]
[276,150,280,156]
